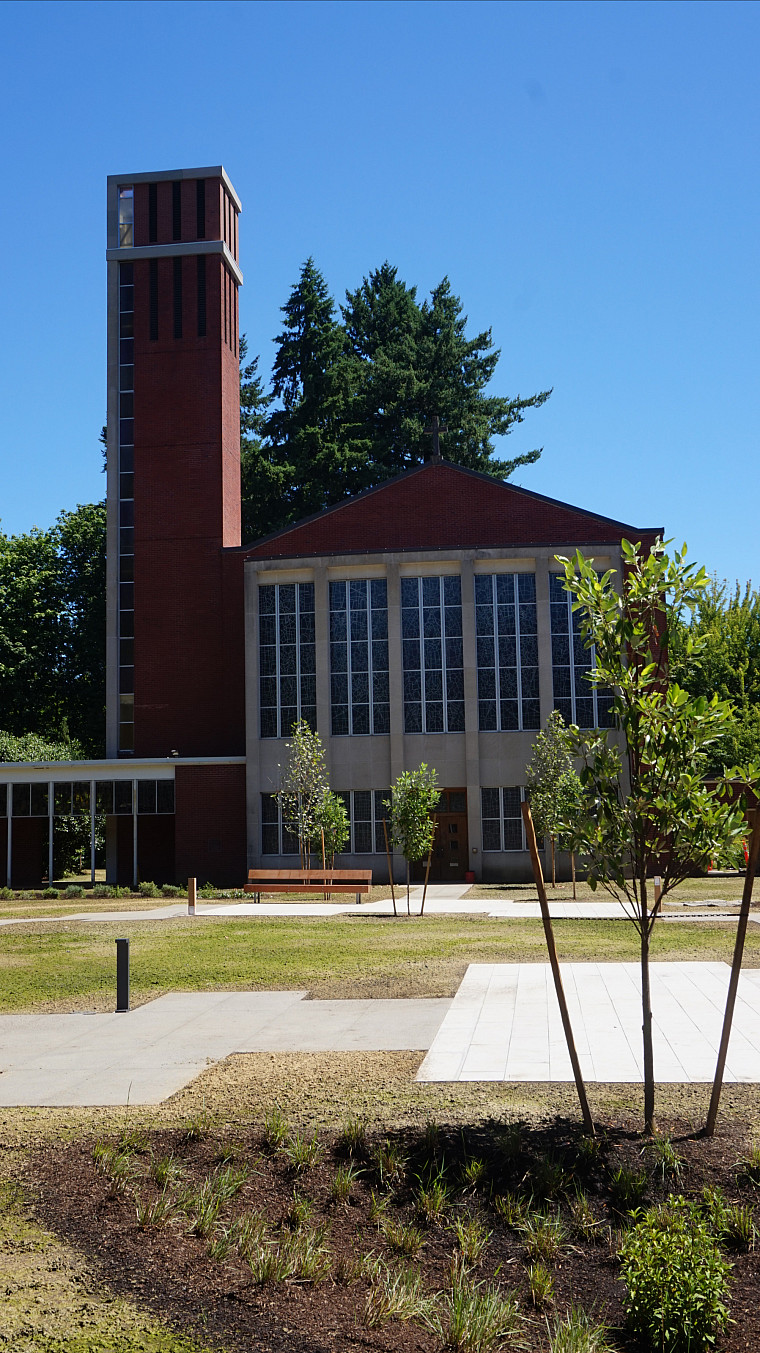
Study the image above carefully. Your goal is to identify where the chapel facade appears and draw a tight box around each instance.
[0,166,661,889]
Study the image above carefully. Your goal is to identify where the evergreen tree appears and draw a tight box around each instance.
[238,337,286,541]
[342,263,551,482]
[263,259,359,523]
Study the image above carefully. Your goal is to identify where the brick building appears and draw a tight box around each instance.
[0,166,660,889]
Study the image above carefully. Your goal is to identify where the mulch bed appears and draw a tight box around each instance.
[29,1114,760,1351]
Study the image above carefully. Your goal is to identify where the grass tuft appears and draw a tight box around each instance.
[521,1210,567,1263]
[331,1161,362,1205]
[527,1259,554,1308]
[547,1305,612,1352]
[433,1278,524,1353]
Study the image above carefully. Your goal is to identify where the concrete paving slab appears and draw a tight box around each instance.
[417,961,760,1084]
[0,990,451,1106]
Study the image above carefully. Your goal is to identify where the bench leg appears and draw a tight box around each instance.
[356,892,360,905]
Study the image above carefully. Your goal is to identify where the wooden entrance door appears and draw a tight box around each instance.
[414,789,469,882]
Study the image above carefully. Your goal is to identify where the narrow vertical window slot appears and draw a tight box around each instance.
[172,180,181,241]
[224,270,228,345]
[173,258,183,340]
[148,183,157,243]
[196,178,206,239]
[197,255,206,337]
[149,260,159,340]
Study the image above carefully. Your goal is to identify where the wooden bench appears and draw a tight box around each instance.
[245,868,373,905]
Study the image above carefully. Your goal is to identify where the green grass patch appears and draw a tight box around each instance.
[0,915,756,1011]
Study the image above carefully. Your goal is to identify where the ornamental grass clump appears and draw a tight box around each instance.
[619,1196,731,1353]
[433,1278,524,1353]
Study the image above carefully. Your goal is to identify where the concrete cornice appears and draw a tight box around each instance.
[0,756,246,783]
[106,239,243,287]
[108,166,242,211]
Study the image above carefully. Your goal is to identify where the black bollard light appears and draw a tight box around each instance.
[116,937,130,1012]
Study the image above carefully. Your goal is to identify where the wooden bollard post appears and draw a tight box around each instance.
[188,877,196,916]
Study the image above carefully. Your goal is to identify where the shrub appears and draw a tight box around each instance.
[161,883,184,897]
[92,884,114,899]
[138,880,158,897]
[198,881,218,898]
[619,1197,731,1352]
[0,887,13,901]
[63,884,84,899]
[42,887,60,899]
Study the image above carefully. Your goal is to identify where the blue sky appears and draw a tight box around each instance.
[0,0,757,584]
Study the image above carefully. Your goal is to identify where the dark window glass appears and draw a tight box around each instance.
[119,528,134,554]
[120,472,134,501]
[157,781,175,814]
[197,254,206,337]
[196,178,206,238]
[12,784,30,817]
[119,364,133,392]
[119,500,134,528]
[120,339,134,364]
[447,701,465,732]
[54,783,72,815]
[30,783,48,817]
[149,259,159,340]
[119,285,134,312]
[148,182,157,243]
[173,257,183,339]
[119,444,134,473]
[138,780,157,814]
[96,781,114,814]
[119,419,134,446]
[119,638,134,664]
[119,554,134,582]
[119,311,134,338]
[172,180,181,241]
[115,781,133,814]
[400,578,418,608]
[119,611,134,639]
[119,665,134,694]
[72,782,90,814]
[119,262,134,285]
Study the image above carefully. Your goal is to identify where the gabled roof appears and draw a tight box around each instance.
[238,461,661,560]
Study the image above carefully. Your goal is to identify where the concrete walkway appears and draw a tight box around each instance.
[0,992,452,1107]
[418,962,760,1084]
[0,882,749,926]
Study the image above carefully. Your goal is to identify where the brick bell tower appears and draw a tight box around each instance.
[105,167,244,758]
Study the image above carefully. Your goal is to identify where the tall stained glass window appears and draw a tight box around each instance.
[401,576,464,733]
[330,580,389,735]
[475,574,540,731]
[549,574,614,728]
[337,790,390,853]
[259,583,316,738]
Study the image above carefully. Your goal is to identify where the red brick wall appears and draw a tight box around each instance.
[244,463,662,560]
[131,171,244,758]
[174,763,246,887]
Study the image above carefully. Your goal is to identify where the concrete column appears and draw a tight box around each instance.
[244,565,262,870]
[460,554,482,879]
[536,550,554,729]
[385,556,405,882]
[313,561,330,756]
[6,786,11,890]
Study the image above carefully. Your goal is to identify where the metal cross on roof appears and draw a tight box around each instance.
[423,414,448,462]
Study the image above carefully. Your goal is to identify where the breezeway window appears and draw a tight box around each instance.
[330,580,389,735]
[401,576,464,733]
[475,574,540,731]
[259,583,316,738]
[549,575,614,729]
[481,787,527,852]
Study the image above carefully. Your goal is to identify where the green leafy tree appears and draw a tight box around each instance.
[671,578,760,771]
[525,710,583,888]
[56,501,106,754]
[387,764,440,913]
[558,540,755,1134]
[276,719,331,867]
[0,728,92,879]
[314,791,350,867]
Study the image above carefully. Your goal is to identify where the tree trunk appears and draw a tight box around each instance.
[550,835,556,889]
[571,852,576,900]
[641,918,655,1135]
[406,859,411,917]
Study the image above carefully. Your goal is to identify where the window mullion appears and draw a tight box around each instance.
[514,575,523,730]
[418,580,425,733]
[367,581,374,735]
[492,577,500,730]
[441,577,449,733]
[567,592,576,722]
[346,583,353,735]
[275,587,282,739]
[295,585,302,723]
